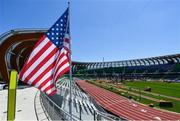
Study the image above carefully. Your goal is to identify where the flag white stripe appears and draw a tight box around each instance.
[22,44,56,81]
[54,62,70,80]
[28,54,57,84]
[54,57,69,80]
[54,55,67,74]
[35,70,53,88]
[27,37,49,63]
[63,42,69,49]
[53,49,68,77]
[60,48,68,55]
[41,80,54,91]
[46,87,56,95]
[53,51,63,70]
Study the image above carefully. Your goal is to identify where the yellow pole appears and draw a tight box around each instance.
[7,70,17,121]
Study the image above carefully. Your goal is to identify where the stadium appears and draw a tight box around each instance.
[0,29,180,120]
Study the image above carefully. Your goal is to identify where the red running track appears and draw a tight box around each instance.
[76,80,180,121]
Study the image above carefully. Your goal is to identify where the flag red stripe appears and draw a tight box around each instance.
[33,35,46,50]
[64,38,70,43]
[23,47,58,83]
[54,52,66,73]
[31,62,55,86]
[54,51,65,67]
[19,40,52,79]
[19,35,46,79]
[49,90,57,96]
[54,57,69,79]
[55,66,70,83]
[38,76,52,90]
[63,48,70,57]
[44,84,55,92]
[19,37,49,79]
[24,40,52,70]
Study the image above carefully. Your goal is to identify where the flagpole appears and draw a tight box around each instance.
[68,1,73,120]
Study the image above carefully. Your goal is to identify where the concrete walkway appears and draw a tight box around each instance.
[0,86,49,121]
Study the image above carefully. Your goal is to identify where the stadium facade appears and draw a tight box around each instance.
[0,29,180,82]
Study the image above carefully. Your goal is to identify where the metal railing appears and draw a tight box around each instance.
[40,91,123,121]
[35,91,50,121]
[40,92,81,121]
[40,77,123,121]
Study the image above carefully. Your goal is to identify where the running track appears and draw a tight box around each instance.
[76,80,180,121]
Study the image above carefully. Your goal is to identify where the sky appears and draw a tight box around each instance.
[0,0,180,62]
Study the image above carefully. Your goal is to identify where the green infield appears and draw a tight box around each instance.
[123,81,180,112]
[124,81,180,98]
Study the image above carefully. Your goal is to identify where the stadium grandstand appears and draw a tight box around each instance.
[0,29,180,82]
[74,54,180,80]
[0,29,180,120]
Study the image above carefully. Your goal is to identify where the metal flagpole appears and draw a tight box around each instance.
[68,1,73,120]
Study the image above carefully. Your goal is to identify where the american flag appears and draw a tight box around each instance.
[19,8,70,95]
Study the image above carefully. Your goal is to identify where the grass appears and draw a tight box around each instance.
[124,82,180,113]
[124,81,180,98]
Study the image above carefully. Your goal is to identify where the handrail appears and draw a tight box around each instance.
[41,91,123,121]
[34,91,40,121]
[40,92,81,121]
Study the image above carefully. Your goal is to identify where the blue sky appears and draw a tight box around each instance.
[0,0,179,62]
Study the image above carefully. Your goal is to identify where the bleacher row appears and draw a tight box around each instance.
[56,77,98,120]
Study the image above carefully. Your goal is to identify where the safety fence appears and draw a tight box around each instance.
[40,92,80,121]
[40,92,122,121]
